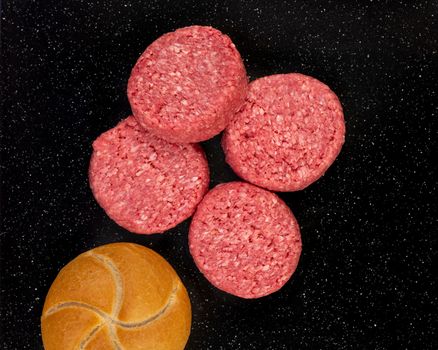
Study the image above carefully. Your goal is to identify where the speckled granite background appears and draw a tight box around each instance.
[1,0,437,349]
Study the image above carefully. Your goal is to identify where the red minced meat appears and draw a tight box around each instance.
[89,116,209,234]
[189,182,302,299]
[128,25,248,144]
[222,73,345,192]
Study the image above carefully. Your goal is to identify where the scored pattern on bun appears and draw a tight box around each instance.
[43,254,177,345]
[41,243,191,350]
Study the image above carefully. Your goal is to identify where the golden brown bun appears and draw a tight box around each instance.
[41,243,191,350]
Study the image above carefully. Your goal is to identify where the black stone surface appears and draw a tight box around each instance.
[1,0,437,349]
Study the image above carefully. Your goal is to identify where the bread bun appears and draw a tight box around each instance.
[41,243,191,350]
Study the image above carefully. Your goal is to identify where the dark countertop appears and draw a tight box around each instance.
[1,0,437,348]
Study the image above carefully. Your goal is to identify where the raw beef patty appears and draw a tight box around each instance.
[189,182,302,298]
[222,73,345,191]
[89,116,209,234]
[128,25,248,143]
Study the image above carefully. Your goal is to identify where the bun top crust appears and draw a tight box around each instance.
[41,243,191,350]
